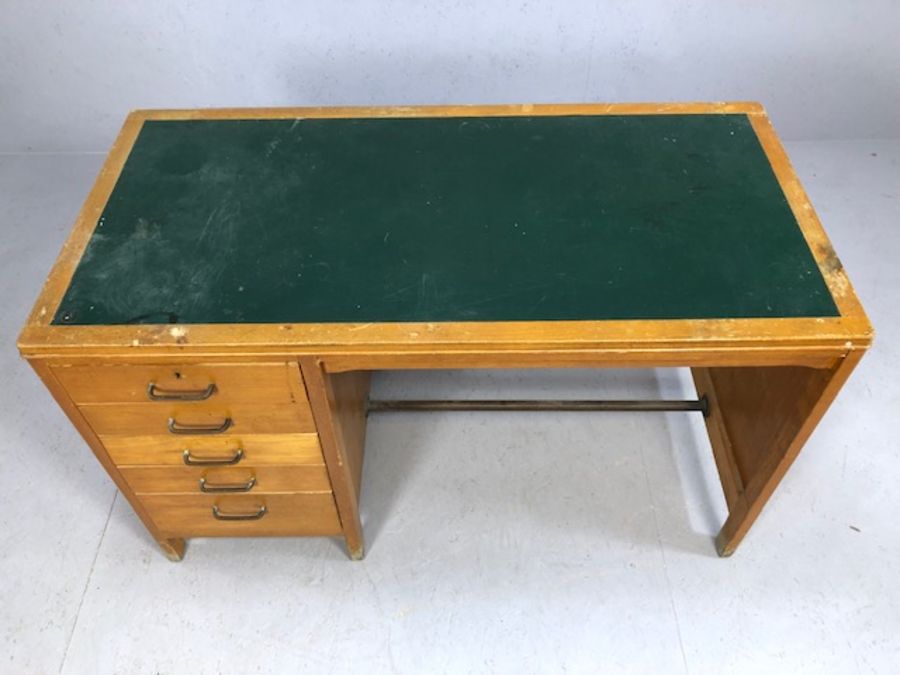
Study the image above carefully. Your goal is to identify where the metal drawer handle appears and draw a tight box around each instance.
[200,475,257,493]
[147,382,217,401]
[168,417,232,435]
[211,504,267,521]
[182,448,244,466]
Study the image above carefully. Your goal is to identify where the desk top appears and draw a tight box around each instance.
[19,104,871,360]
[56,111,835,325]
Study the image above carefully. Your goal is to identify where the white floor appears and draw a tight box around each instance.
[1,140,898,674]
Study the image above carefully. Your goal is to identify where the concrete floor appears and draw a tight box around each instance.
[1,140,898,674]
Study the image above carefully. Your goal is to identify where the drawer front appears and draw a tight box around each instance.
[103,433,324,466]
[142,493,342,537]
[120,465,332,494]
[81,402,315,435]
[51,362,305,405]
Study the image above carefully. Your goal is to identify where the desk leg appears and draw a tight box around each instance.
[692,350,864,556]
[300,359,370,561]
[158,538,186,561]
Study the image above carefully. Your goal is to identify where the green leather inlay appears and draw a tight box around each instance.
[54,114,838,325]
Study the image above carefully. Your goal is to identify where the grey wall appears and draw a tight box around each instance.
[1,1,898,152]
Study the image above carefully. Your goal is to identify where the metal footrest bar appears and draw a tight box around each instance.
[369,395,709,416]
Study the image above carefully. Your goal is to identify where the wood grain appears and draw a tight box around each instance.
[79,402,315,435]
[102,433,324,466]
[19,318,871,362]
[143,492,342,538]
[691,367,744,509]
[158,538,186,561]
[706,350,864,555]
[300,358,367,560]
[134,102,767,121]
[326,371,371,498]
[51,362,303,404]
[120,464,332,494]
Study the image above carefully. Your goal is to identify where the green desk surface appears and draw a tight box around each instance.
[54,114,839,326]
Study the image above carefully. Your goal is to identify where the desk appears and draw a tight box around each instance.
[18,103,872,560]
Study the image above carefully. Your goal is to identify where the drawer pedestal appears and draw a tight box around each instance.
[31,359,368,561]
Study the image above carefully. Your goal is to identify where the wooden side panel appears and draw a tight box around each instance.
[327,371,372,497]
[300,358,370,559]
[706,365,832,484]
[691,367,744,509]
[702,351,864,555]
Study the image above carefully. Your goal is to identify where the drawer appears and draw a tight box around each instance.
[103,433,324,466]
[142,493,342,537]
[51,362,305,405]
[81,402,315,435]
[120,465,332,494]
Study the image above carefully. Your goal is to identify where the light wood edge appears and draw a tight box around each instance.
[714,348,865,556]
[17,102,872,359]
[298,357,365,559]
[318,346,846,373]
[131,101,766,121]
[747,114,872,330]
[19,322,870,361]
[26,359,177,554]
[691,367,744,509]
[15,344,852,378]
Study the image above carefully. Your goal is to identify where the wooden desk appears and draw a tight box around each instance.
[18,103,872,561]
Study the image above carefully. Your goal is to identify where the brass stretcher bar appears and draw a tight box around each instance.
[368,396,710,415]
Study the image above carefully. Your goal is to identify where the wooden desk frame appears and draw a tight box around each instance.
[19,103,872,559]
